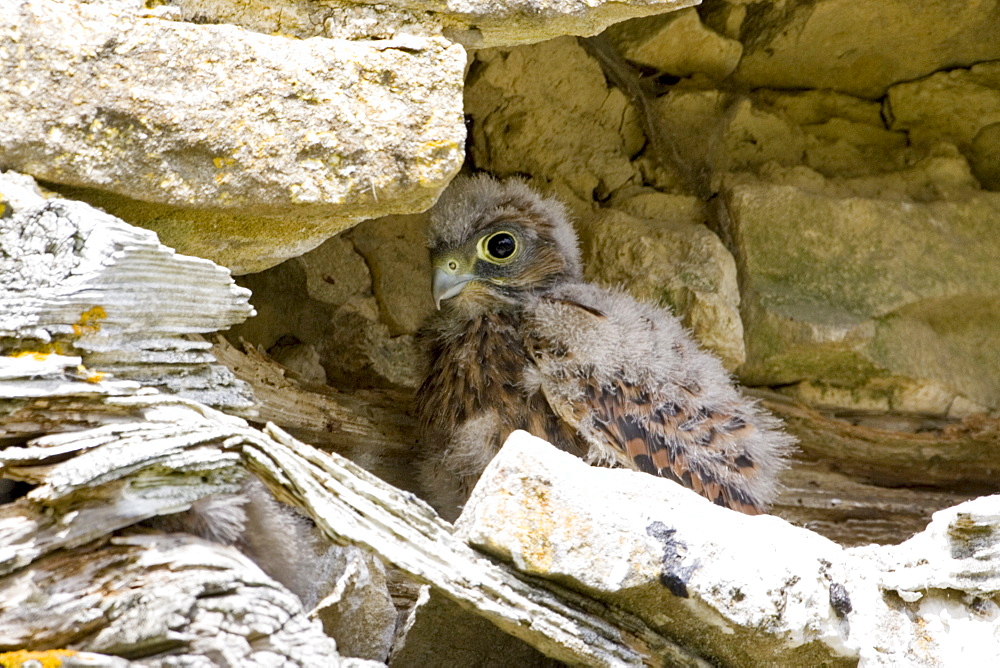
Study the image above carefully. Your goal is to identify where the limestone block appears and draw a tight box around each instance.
[886,63,1000,154]
[730,0,1000,98]
[270,340,328,385]
[230,216,429,389]
[312,546,397,662]
[697,0,746,41]
[416,0,699,48]
[299,235,374,309]
[459,431,1000,666]
[971,122,1000,191]
[752,90,911,178]
[166,0,440,42]
[755,89,887,129]
[724,176,1000,414]
[578,203,745,370]
[168,0,700,48]
[0,652,130,668]
[652,89,924,187]
[649,84,982,198]
[646,88,729,179]
[465,37,644,205]
[0,0,465,272]
[736,147,982,207]
[604,9,743,81]
[348,213,435,337]
[649,91,815,195]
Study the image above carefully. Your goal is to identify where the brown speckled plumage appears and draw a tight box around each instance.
[416,175,794,520]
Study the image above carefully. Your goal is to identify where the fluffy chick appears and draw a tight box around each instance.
[416,174,794,520]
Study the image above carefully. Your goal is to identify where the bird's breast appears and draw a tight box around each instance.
[416,311,583,457]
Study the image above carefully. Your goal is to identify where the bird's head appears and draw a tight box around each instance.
[426,175,582,312]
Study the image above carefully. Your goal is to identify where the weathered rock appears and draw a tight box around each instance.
[270,339,328,385]
[887,62,1000,190]
[166,0,441,42]
[426,0,699,48]
[209,336,420,495]
[465,37,645,205]
[724,175,1000,414]
[0,532,342,666]
[773,457,976,549]
[628,83,994,413]
[168,0,699,48]
[0,0,466,272]
[230,214,430,389]
[971,122,1000,191]
[48,187,373,276]
[459,431,1000,666]
[729,0,1000,98]
[751,89,912,179]
[312,546,397,662]
[348,214,435,337]
[0,170,254,411]
[0,652,131,668]
[390,587,558,667]
[0,360,341,664]
[604,9,743,81]
[650,88,930,190]
[886,62,1000,150]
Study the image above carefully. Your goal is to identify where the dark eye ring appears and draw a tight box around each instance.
[485,232,517,260]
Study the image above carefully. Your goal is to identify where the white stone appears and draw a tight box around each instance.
[459,431,1000,665]
[0,170,254,410]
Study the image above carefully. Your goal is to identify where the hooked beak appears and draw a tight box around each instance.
[432,267,476,309]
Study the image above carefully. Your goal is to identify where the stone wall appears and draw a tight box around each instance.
[3,0,1000,665]
[6,0,997,418]
[218,1,1000,547]
[212,2,1000,424]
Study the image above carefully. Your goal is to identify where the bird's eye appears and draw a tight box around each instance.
[481,232,517,262]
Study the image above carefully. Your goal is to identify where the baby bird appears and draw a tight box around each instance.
[416,174,793,521]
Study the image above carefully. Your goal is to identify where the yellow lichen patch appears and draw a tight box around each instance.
[9,341,73,356]
[0,649,78,668]
[512,479,556,574]
[77,364,106,383]
[72,306,107,337]
[212,156,236,169]
[12,351,52,361]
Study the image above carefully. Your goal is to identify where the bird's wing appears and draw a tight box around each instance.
[575,375,765,514]
[529,296,772,515]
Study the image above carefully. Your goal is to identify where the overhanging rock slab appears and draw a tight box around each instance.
[0,0,465,215]
[166,0,700,49]
[0,0,466,272]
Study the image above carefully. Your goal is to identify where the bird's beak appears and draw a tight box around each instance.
[432,267,476,309]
